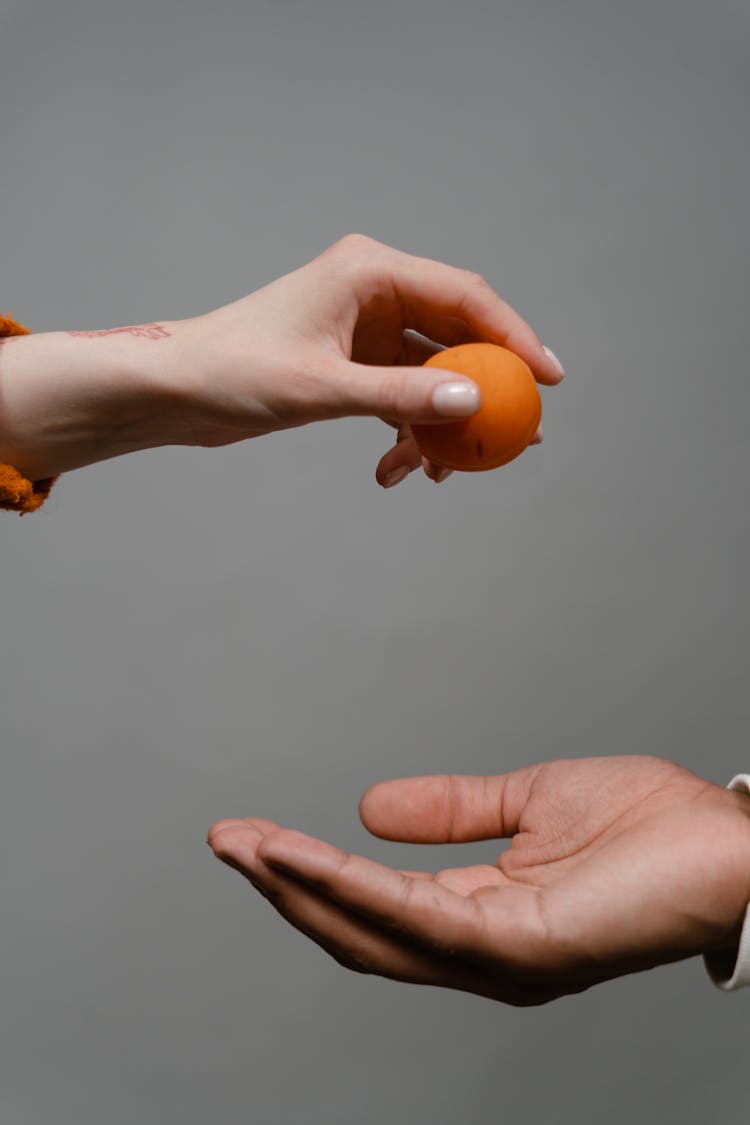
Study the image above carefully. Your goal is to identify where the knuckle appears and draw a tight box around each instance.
[319,234,387,288]
[334,849,355,876]
[332,232,380,258]
[463,268,490,291]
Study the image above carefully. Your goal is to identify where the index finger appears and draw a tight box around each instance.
[336,235,565,386]
[257,828,493,958]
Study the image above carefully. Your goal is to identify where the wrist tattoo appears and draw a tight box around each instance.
[67,323,172,340]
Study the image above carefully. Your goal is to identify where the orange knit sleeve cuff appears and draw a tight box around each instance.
[0,314,59,514]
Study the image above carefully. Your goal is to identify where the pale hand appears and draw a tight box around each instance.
[208,756,750,1005]
[173,233,561,485]
[0,235,562,482]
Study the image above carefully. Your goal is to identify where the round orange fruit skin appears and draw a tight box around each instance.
[412,343,542,472]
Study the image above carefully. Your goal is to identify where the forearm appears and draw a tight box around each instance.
[0,324,187,480]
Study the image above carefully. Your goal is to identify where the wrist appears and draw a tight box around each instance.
[0,324,186,478]
[704,781,750,988]
[726,785,750,912]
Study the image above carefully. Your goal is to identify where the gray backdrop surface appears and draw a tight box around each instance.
[2,0,749,1121]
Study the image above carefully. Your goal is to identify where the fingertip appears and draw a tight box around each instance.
[206,817,246,851]
[542,345,565,382]
[376,430,422,488]
[206,819,229,846]
[382,465,410,489]
[358,778,419,841]
[359,781,389,834]
[505,329,564,386]
[358,784,376,817]
[421,457,452,483]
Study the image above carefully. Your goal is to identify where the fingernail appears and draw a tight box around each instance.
[543,345,565,379]
[432,380,481,417]
[532,421,543,445]
[384,465,409,488]
[433,466,452,483]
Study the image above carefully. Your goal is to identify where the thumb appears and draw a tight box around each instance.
[330,361,481,424]
[359,770,538,844]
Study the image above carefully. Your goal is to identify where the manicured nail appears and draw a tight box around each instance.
[384,465,409,488]
[543,345,565,379]
[432,380,481,417]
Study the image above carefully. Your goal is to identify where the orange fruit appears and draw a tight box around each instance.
[413,343,542,471]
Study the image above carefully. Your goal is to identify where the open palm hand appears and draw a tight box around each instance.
[208,756,750,1004]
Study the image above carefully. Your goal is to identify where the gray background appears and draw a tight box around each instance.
[2,0,748,1121]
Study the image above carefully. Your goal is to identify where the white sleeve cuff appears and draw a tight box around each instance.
[704,774,750,991]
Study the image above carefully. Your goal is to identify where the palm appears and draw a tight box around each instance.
[395,758,745,1000]
[431,756,705,892]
